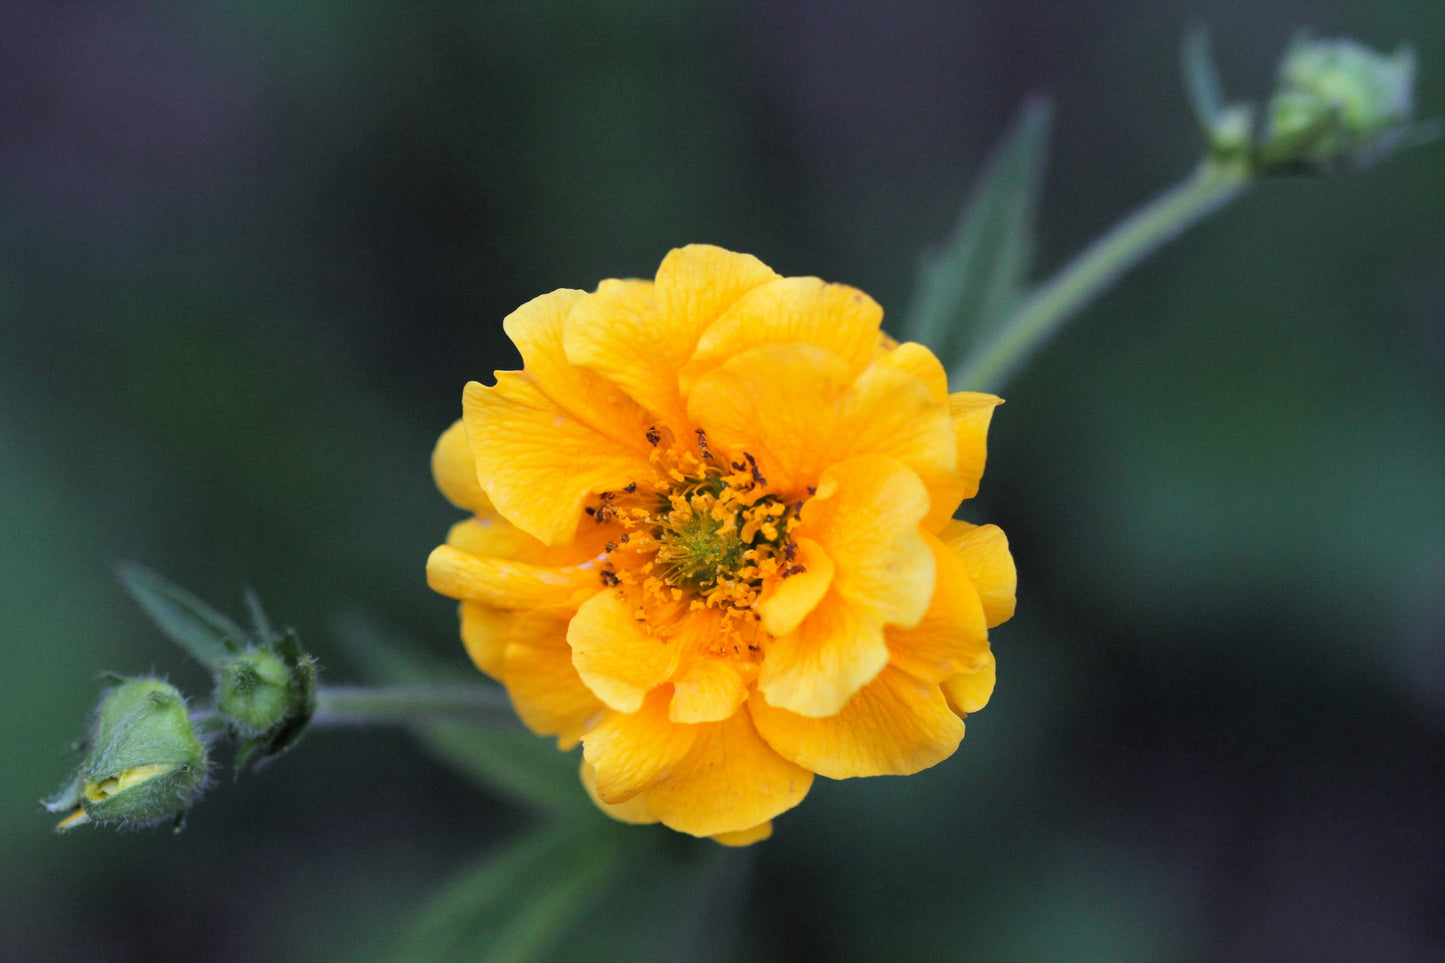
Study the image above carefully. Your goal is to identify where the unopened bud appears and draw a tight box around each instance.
[217,648,292,735]
[45,678,209,832]
[218,630,319,768]
[1261,36,1418,170]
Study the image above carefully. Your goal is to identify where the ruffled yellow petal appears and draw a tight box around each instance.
[711,822,773,846]
[942,648,997,716]
[564,246,778,428]
[755,537,834,637]
[877,341,949,402]
[939,520,1017,628]
[502,288,658,453]
[426,543,599,609]
[669,651,752,725]
[500,609,607,750]
[463,375,652,547]
[750,666,964,778]
[885,534,990,685]
[636,708,813,838]
[950,391,1002,501]
[580,757,658,825]
[688,344,958,515]
[758,456,934,717]
[582,687,699,804]
[680,276,884,395]
[567,590,680,713]
[432,419,491,515]
[757,593,889,719]
[459,601,509,678]
[799,456,934,628]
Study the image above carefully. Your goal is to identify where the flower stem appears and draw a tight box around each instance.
[311,684,516,727]
[952,160,1251,393]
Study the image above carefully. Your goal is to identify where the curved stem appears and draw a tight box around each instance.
[952,160,1251,394]
[312,684,516,727]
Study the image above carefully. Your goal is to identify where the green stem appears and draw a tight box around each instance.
[952,160,1251,393]
[311,684,516,727]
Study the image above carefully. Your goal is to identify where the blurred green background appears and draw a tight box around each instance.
[3,1,1442,960]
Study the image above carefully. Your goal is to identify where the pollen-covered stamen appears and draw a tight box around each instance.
[587,440,807,614]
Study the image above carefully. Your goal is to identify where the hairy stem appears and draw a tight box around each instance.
[311,684,516,727]
[953,160,1251,393]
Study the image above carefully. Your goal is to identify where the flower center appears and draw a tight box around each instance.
[588,428,806,618]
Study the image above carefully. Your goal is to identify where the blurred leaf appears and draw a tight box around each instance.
[1182,26,1225,134]
[902,98,1052,367]
[576,840,753,963]
[383,822,633,963]
[115,561,249,667]
[387,824,751,963]
[245,586,277,644]
[331,609,594,820]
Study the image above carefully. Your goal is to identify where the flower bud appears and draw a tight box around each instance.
[45,678,209,832]
[1261,36,1418,170]
[218,630,319,768]
[217,648,292,735]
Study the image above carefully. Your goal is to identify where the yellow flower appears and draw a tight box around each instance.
[427,245,1015,843]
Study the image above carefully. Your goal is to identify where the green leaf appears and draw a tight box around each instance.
[901,98,1052,368]
[386,826,749,963]
[383,823,633,963]
[330,609,594,819]
[115,561,250,667]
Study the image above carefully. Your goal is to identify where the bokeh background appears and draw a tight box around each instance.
[3,1,1442,960]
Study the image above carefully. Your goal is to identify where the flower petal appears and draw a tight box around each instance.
[680,276,884,395]
[939,520,1017,628]
[950,391,1002,500]
[669,652,752,725]
[500,608,607,749]
[568,590,681,713]
[565,246,778,428]
[502,288,658,453]
[638,708,813,838]
[757,598,890,718]
[800,456,934,628]
[427,543,601,609]
[755,536,834,638]
[941,648,997,715]
[877,341,949,402]
[459,601,509,678]
[580,757,658,825]
[582,687,699,804]
[750,666,964,778]
[710,822,773,846]
[432,419,490,514]
[689,344,958,513]
[463,375,652,546]
[885,534,990,685]
[757,456,935,717]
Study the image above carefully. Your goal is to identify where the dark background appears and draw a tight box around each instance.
[2,2,1442,960]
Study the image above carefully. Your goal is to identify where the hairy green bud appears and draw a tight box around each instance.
[217,648,292,735]
[45,678,209,832]
[1261,36,1418,170]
